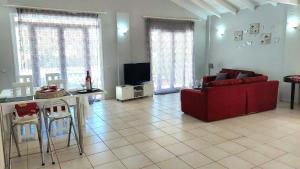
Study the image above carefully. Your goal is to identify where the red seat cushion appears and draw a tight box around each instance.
[208,79,242,87]
[15,102,38,117]
[243,76,268,84]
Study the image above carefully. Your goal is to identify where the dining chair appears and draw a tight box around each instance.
[43,99,82,165]
[12,82,36,142]
[47,79,67,90]
[17,75,33,83]
[45,73,60,83]
[9,102,45,166]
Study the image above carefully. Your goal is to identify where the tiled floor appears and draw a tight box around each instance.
[10,93,300,169]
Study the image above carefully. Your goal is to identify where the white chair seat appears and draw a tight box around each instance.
[48,111,71,119]
[13,115,39,125]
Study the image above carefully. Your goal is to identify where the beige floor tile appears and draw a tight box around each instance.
[233,137,261,148]
[160,127,181,134]
[103,137,130,149]
[112,145,141,159]
[143,130,167,139]
[153,135,179,146]
[83,135,102,145]
[183,138,211,150]
[13,95,300,169]
[144,148,175,163]
[200,133,227,145]
[98,131,122,141]
[252,144,286,159]
[88,150,118,166]
[84,142,109,155]
[237,150,271,165]
[197,162,227,169]
[125,133,150,144]
[171,131,197,141]
[277,153,300,168]
[56,147,82,162]
[218,156,254,169]
[94,161,127,169]
[217,141,247,154]
[260,160,294,169]
[121,154,153,169]
[141,164,160,169]
[179,151,212,168]
[199,146,231,161]
[157,157,193,169]
[134,140,162,152]
[164,142,194,156]
[118,128,140,136]
[60,157,92,169]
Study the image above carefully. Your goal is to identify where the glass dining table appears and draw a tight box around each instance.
[0,88,104,169]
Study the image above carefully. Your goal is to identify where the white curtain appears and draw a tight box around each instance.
[146,18,194,94]
[15,8,103,89]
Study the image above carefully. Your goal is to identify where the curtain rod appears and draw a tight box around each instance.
[3,4,107,15]
[143,16,202,21]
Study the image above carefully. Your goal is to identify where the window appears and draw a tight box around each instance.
[146,19,194,94]
[14,8,103,89]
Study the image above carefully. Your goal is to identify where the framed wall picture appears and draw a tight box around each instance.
[260,33,272,45]
[234,31,243,41]
[249,23,260,34]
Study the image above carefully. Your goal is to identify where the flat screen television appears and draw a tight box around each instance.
[124,63,150,85]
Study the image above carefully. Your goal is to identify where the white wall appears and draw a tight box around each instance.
[0,0,207,98]
[207,4,294,102]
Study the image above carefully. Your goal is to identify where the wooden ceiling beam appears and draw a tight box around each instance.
[190,0,222,17]
[268,0,299,5]
[170,0,208,19]
[213,0,239,14]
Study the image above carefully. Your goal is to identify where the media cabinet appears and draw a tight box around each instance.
[116,82,154,101]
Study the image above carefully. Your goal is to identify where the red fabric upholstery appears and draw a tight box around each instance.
[243,76,268,84]
[221,68,255,78]
[206,85,247,121]
[15,102,38,117]
[181,69,279,122]
[245,81,279,113]
[203,76,216,84]
[208,79,242,87]
[181,89,206,120]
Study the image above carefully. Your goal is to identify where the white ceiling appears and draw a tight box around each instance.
[170,0,299,19]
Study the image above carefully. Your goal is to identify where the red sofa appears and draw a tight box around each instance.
[181,69,279,122]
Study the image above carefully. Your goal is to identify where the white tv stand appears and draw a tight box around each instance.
[116,82,154,101]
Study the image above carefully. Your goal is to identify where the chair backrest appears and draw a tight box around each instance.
[46,73,61,83]
[12,82,34,97]
[43,99,70,115]
[15,102,38,117]
[47,79,67,90]
[17,75,33,83]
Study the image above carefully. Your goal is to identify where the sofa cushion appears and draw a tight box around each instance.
[208,79,243,87]
[234,70,255,78]
[220,69,236,78]
[221,68,255,78]
[215,73,227,80]
[243,76,268,84]
[236,72,248,79]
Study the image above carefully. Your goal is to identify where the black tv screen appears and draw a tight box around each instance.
[124,63,150,85]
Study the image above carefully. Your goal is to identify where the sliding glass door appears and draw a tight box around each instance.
[14,8,103,89]
[147,19,194,94]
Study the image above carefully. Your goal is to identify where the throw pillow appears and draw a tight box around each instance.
[215,73,227,80]
[236,72,248,79]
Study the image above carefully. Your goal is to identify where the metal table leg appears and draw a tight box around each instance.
[76,97,84,154]
[291,83,296,110]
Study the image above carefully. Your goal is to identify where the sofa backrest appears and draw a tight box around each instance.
[207,79,243,87]
[242,75,268,84]
[220,68,255,79]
